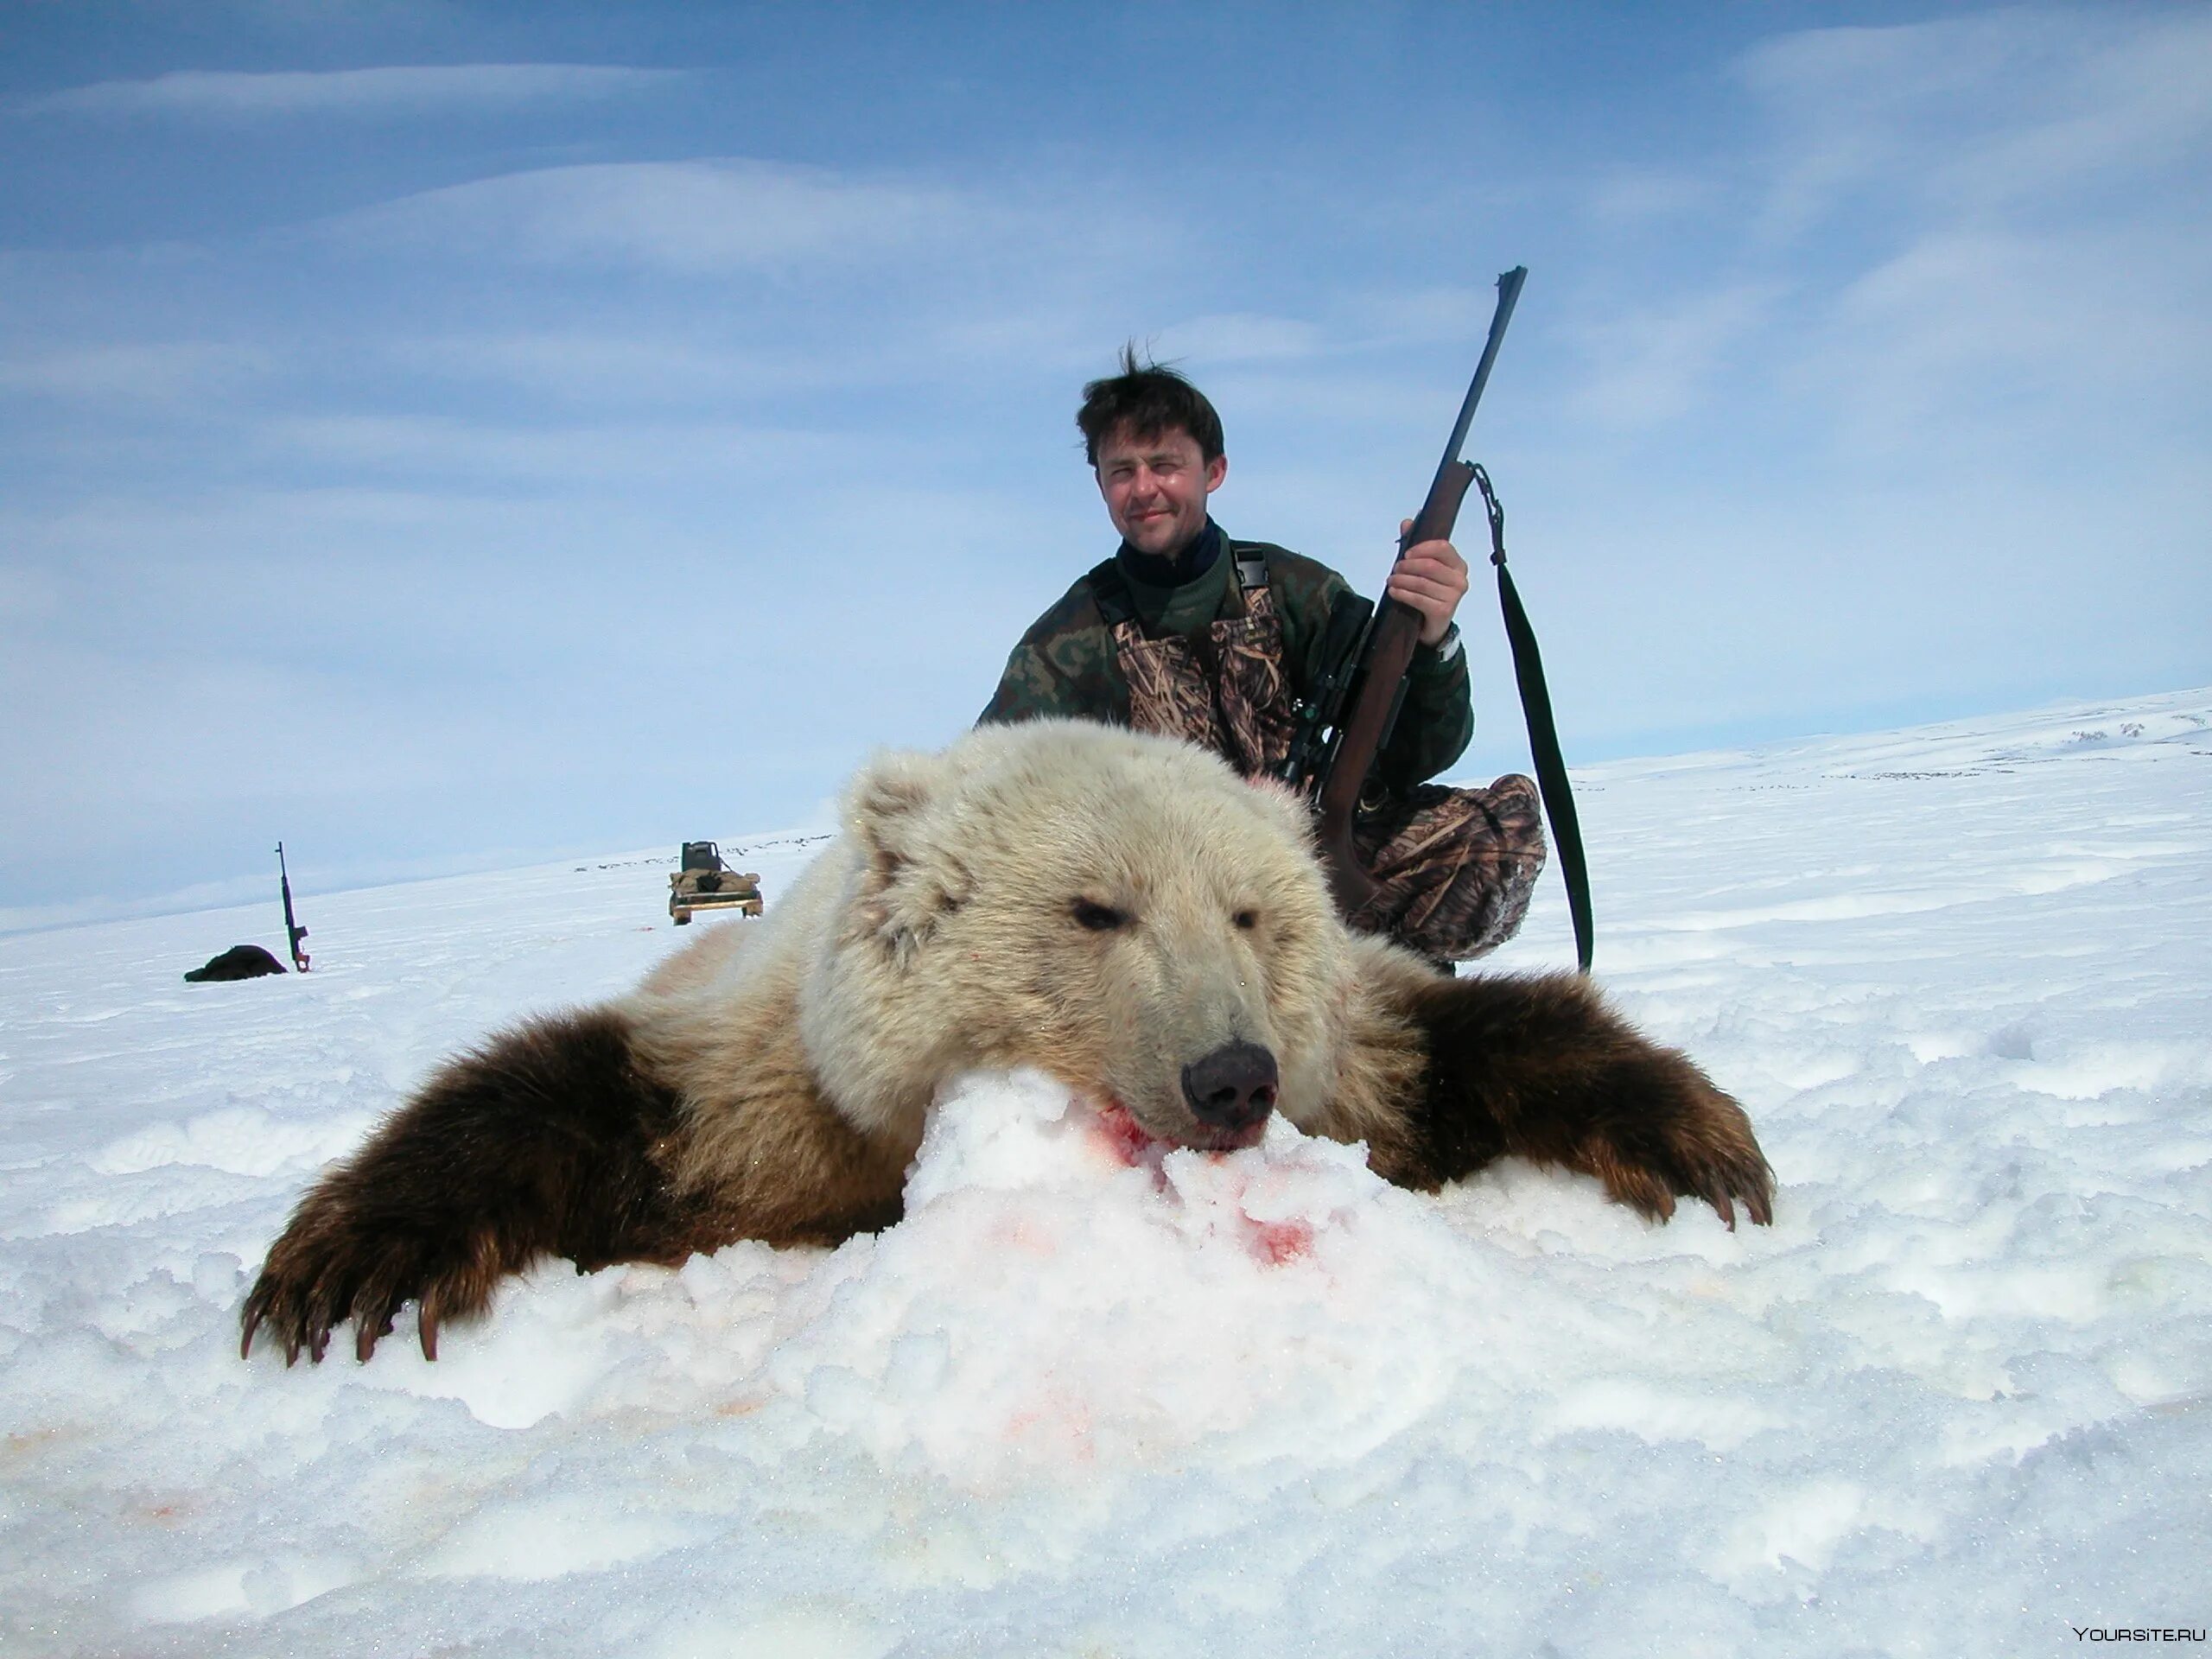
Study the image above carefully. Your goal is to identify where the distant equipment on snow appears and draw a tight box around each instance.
[669,842,763,925]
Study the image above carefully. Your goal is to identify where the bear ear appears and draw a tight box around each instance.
[843,747,971,959]
[844,747,944,846]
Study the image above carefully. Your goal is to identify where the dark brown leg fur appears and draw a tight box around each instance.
[1397,973,1775,1228]
[240,1009,736,1364]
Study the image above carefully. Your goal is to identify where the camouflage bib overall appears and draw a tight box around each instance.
[1106,556,1545,962]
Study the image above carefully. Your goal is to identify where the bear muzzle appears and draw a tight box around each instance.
[1179,1040,1279,1149]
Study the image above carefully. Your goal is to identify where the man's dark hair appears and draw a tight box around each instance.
[1076,344,1224,467]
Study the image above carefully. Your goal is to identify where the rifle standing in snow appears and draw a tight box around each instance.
[1281,266,1593,971]
[277,842,310,973]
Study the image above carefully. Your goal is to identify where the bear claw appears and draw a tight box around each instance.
[1672,1140,1776,1231]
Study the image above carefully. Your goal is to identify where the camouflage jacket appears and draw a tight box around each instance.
[978,529,1473,796]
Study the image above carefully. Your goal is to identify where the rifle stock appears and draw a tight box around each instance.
[1306,270,1524,917]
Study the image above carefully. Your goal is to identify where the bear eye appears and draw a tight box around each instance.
[1072,899,1128,932]
[1233,909,1258,931]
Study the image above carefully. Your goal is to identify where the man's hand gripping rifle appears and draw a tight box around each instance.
[1276,266,1528,920]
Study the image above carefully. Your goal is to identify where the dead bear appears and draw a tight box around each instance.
[242,719,1774,1364]
[186,944,288,982]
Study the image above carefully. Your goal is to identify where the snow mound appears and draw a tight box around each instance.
[91,1105,370,1179]
[760,1070,1527,1492]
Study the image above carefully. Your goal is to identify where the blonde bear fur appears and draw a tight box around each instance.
[244,719,1774,1365]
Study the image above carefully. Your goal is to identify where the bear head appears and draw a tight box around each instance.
[797,720,1351,1153]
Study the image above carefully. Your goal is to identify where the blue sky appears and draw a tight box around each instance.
[3,2,2206,929]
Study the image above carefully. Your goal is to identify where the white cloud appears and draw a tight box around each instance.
[1552,12,2212,448]
[1725,11,2212,459]
[1735,17,2024,242]
[387,331,768,404]
[326,160,1002,276]
[1347,284,1497,345]
[1565,283,1780,429]
[1153,313,1324,365]
[17,64,687,120]
[256,414,842,484]
[1790,219,2211,463]
[1936,12,2212,211]
[0,341,271,404]
[1738,10,2212,236]
[1094,286,1526,391]
[1586,168,1721,227]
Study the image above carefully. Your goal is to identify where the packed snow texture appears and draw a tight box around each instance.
[3,692,2209,1656]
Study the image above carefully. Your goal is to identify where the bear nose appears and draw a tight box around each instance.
[1180,1041,1279,1134]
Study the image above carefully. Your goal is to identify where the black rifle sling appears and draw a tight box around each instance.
[1473,464,1593,974]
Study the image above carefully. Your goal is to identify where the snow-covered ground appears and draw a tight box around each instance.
[3,690,2209,1657]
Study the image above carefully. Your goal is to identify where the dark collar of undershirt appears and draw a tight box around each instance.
[1116,518,1223,590]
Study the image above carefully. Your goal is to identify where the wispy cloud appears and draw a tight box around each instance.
[1586,168,1722,228]
[1729,11,2212,459]
[0,340,271,404]
[1795,219,2211,461]
[325,159,1005,276]
[17,64,688,120]
[1153,313,1324,365]
[1552,11,2212,447]
[1346,284,1497,346]
[257,414,842,486]
[1936,11,2212,211]
[385,330,769,405]
[1738,11,2212,236]
[1735,19,2018,245]
[1565,283,1780,429]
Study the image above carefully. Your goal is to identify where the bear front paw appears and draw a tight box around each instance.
[239,1207,498,1364]
[1403,971,1777,1230]
[1584,1072,1775,1231]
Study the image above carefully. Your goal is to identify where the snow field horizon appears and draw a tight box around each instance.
[3,686,2203,944]
[1,687,2208,1656]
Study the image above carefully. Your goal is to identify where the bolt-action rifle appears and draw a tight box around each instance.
[1278,266,1594,971]
[276,842,310,972]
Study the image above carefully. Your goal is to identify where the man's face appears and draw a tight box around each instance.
[1095,424,1227,557]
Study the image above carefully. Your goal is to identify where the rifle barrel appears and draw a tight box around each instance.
[1311,264,1529,915]
[1421,266,1527,512]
